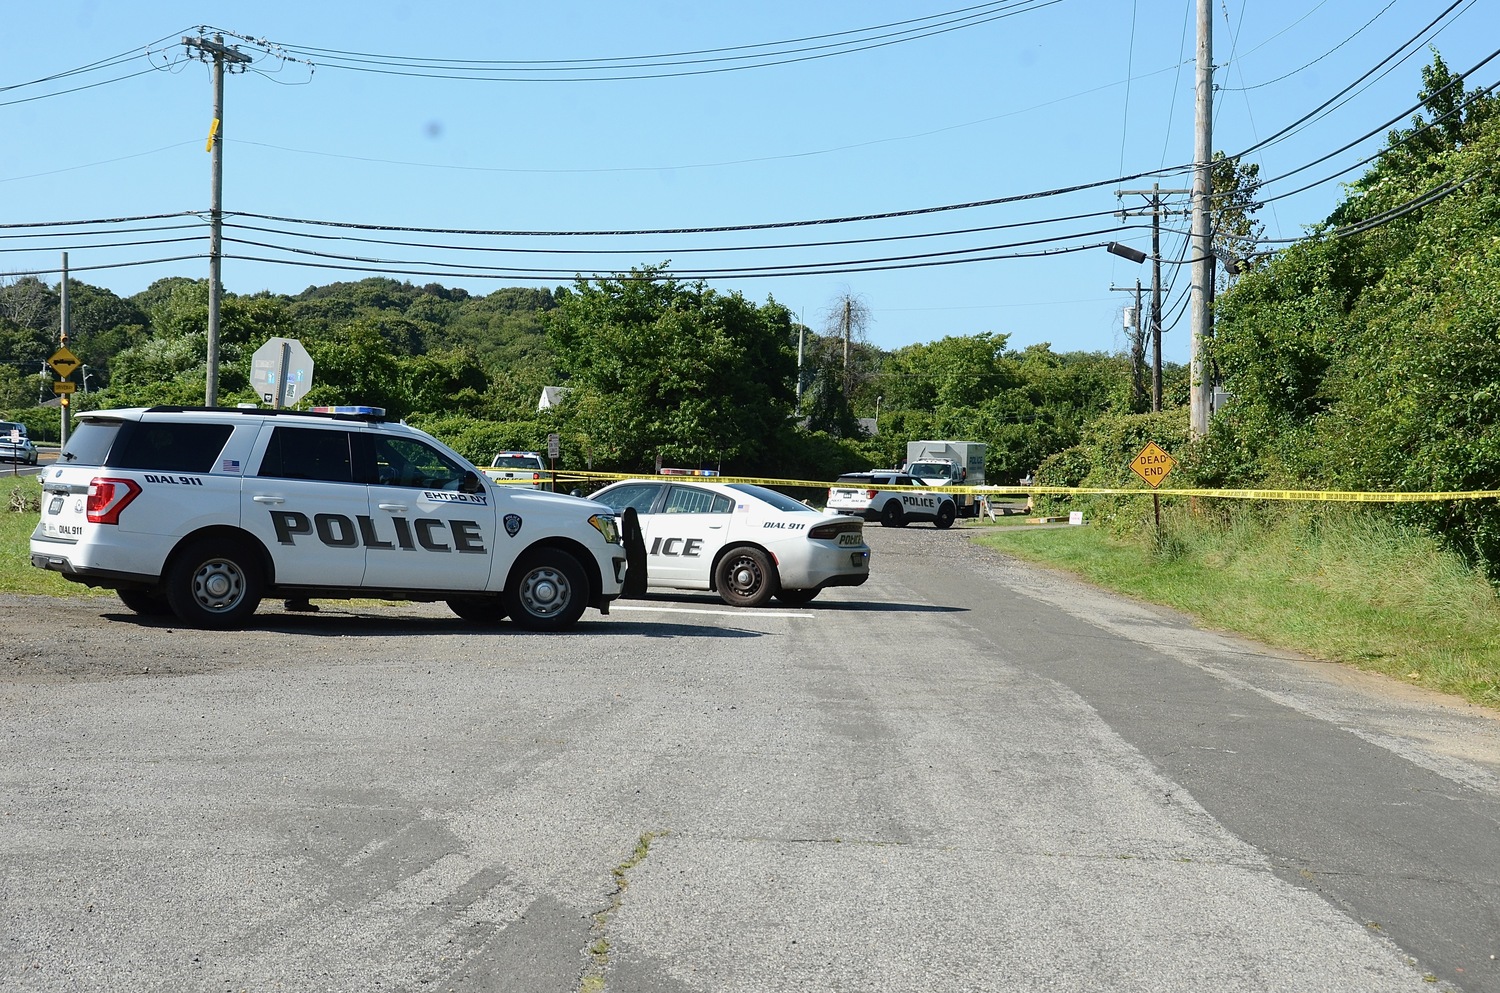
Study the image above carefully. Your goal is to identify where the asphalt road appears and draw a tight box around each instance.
[1,524,1496,992]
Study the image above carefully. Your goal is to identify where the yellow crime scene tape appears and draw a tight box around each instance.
[484,469,1500,504]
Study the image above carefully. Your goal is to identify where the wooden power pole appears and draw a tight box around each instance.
[182,32,251,407]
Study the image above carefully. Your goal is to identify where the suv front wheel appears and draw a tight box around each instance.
[504,548,588,631]
[165,538,264,629]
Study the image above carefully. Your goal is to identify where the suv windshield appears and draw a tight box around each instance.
[906,462,953,478]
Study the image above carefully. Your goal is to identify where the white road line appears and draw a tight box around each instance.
[612,605,815,619]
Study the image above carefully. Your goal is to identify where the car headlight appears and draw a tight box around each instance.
[588,513,621,544]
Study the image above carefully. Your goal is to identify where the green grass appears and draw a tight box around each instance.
[977,504,1500,709]
[0,477,103,598]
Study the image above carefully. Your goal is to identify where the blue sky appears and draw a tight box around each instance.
[3,1,1495,364]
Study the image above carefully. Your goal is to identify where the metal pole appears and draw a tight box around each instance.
[59,251,70,447]
[206,36,226,408]
[1151,185,1163,413]
[275,341,291,408]
[1190,0,1214,437]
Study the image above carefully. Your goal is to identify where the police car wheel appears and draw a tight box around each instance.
[935,502,957,529]
[164,539,264,629]
[714,546,777,608]
[504,548,588,631]
[879,501,905,528]
[775,587,819,605]
[447,595,507,625]
[117,588,173,616]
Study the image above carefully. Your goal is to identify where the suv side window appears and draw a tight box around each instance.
[258,426,355,484]
[371,435,468,489]
[110,422,234,473]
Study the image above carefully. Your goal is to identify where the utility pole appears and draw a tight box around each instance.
[183,32,251,407]
[1109,281,1146,411]
[59,252,70,446]
[1116,185,1188,412]
[1189,0,1215,438]
[841,298,852,398]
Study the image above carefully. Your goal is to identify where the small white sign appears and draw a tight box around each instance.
[1068,511,1084,526]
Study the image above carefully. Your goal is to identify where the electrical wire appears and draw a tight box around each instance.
[1234,0,1471,159]
[275,2,1062,82]
[1220,0,1397,92]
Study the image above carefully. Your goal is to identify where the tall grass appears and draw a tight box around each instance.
[980,502,1500,708]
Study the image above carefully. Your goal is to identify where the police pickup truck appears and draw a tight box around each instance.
[30,406,627,630]
[825,471,958,529]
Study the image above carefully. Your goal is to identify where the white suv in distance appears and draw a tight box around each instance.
[826,471,958,529]
[31,406,627,630]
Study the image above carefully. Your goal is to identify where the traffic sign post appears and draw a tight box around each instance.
[1131,442,1179,531]
[250,337,314,409]
[547,433,560,492]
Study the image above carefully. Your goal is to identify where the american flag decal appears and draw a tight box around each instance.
[222,458,242,473]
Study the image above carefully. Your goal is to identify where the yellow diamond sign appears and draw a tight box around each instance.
[48,346,81,378]
[1130,442,1177,489]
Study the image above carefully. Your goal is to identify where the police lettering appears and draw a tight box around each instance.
[144,474,204,486]
[270,511,486,553]
[649,536,704,557]
[901,494,936,509]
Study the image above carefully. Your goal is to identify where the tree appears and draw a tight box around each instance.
[819,290,873,399]
[1210,152,1266,284]
[546,266,797,471]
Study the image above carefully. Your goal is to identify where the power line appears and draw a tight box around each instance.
[276,1,1063,82]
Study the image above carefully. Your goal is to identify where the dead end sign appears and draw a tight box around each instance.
[1130,442,1178,488]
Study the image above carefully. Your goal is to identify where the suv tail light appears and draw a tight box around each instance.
[86,477,143,525]
[866,489,878,499]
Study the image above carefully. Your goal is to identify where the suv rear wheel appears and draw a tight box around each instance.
[164,538,264,629]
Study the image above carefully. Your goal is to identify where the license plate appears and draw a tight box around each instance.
[850,551,868,567]
[48,496,63,514]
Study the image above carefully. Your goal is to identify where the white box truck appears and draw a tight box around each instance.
[904,440,987,517]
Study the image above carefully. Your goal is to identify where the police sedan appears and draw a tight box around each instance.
[590,478,870,607]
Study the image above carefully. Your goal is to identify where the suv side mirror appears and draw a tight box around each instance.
[459,470,482,494]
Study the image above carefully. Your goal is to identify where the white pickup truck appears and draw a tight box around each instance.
[485,450,548,489]
[826,471,958,529]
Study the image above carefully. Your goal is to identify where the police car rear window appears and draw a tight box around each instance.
[57,420,122,467]
[493,455,543,469]
[108,421,234,474]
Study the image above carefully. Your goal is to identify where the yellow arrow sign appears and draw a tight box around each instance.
[48,346,80,377]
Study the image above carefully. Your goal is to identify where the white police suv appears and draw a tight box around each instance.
[589,478,870,606]
[826,471,958,529]
[30,406,627,630]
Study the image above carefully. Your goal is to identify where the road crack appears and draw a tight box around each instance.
[579,829,667,993]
